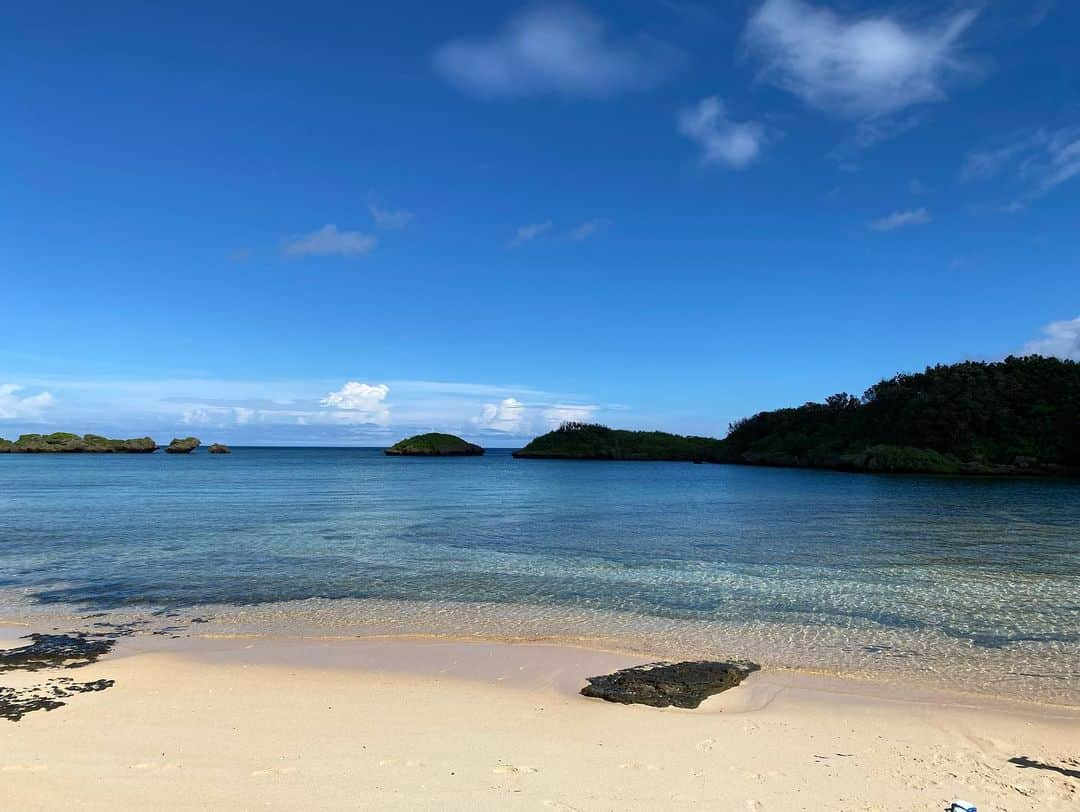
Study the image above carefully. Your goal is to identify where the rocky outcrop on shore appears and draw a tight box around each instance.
[581,660,760,708]
[385,433,484,456]
[0,433,158,453]
[165,437,201,454]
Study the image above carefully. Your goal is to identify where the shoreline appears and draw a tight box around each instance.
[3,627,1078,810]
[4,590,1077,708]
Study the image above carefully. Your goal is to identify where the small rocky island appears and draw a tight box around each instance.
[0,433,158,453]
[165,437,201,454]
[385,433,484,456]
[208,443,231,454]
[514,422,723,461]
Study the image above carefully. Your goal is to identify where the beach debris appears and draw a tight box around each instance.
[0,633,114,673]
[581,660,759,709]
[0,677,114,722]
[949,801,977,812]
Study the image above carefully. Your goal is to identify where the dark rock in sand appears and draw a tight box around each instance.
[0,633,114,673]
[1,677,115,722]
[208,443,231,454]
[581,660,759,709]
[165,436,201,454]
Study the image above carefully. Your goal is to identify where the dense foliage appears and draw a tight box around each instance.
[718,356,1080,473]
[0,432,158,453]
[514,422,724,461]
[385,433,484,456]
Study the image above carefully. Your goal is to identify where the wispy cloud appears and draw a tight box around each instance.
[743,0,980,119]
[511,221,552,246]
[283,225,377,258]
[1022,316,1080,361]
[678,96,769,169]
[0,384,54,421]
[961,126,1080,208]
[369,204,414,230]
[869,207,931,231]
[569,219,606,241]
[433,3,681,100]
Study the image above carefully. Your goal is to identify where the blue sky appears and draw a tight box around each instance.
[2,0,1078,445]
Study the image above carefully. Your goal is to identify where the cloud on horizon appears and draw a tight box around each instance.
[678,96,770,169]
[1023,316,1080,361]
[0,376,606,444]
[320,381,392,425]
[743,0,980,119]
[472,397,597,435]
[0,384,55,421]
[283,225,377,258]
[433,3,682,100]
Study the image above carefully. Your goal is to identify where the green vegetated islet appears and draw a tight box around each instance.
[0,434,223,454]
[385,433,484,456]
[0,433,158,453]
[516,356,1080,475]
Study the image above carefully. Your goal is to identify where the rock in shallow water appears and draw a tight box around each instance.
[581,660,759,709]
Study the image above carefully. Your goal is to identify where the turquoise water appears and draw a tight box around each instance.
[1,448,1078,700]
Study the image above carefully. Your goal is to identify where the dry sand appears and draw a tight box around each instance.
[1,632,1078,811]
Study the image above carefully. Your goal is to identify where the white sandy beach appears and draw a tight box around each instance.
[2,631,1077,811]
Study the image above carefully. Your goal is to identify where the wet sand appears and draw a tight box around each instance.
[1,628,1078,811]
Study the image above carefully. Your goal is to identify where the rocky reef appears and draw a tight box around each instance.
[208,443,231,454]
[165,437,201,454]
[0,433,157,453]
[385,433,484,456]
[581,660,760,709]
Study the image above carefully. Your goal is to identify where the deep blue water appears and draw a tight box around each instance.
[1,448,1077,654]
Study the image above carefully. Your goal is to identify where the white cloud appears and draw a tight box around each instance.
[433,3,680,100]
[678,96,769,169]
[743,0,979,119]
[962,126,1080,207]
[541,404,597,428]
[369,205,414,230]
[0,384,54,421]
[473,398,597,434]
[320,382,390,423]
[475,397,527,433]
[181,406,255,427]
[511,221,552,245]
[284,225,377,258]
[1022,317,1080,361]
[1,375,606,443]
[869,207,930,231]
[569,219,605,241]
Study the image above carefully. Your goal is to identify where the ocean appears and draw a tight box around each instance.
[1,448,1077,703]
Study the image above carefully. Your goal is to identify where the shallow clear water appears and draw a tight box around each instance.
[1,448,1078,701]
